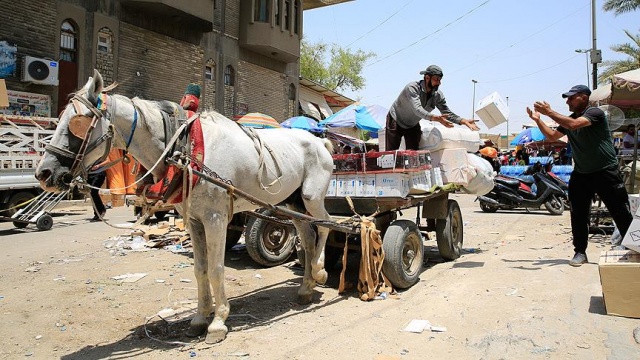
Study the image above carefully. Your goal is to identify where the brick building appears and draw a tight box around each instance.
[0,0,352,121]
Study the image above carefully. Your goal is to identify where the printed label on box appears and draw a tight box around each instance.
[326,175,337,197]
[336,174,357,197]
[356,174,377,197]
[375,173,410,197]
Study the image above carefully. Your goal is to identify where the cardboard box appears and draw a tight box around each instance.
[409,170,432,194]
[431,167,444,186]
[375,173,410,197]
[326,175,337,197]
[336,174,357,197]
[629,194,640,216]
[356,174,376,197]
[0,80,8,108]
[621,206,640,253]
[598,250,640,318]
[475,91,509,129]
[430,148,472,186]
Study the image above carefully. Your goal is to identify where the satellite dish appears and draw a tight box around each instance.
[599,105,625,131]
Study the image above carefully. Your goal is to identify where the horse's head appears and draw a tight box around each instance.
[35,70,112,192]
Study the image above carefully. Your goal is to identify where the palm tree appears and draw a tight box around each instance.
[598,29,640,85]
[603,0,640,15]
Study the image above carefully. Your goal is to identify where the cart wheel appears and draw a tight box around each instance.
[544,194,564,215]
[245,209,295,267]
[436,200,463,261]
[36,214,54,231]
[226,213,246,249]
[382,220,424,289]
[12,221,29,229]
[2,191,35,217]
[154,211,169,221]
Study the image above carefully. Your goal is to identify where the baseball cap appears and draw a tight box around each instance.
[420,65,444,77]
[562,85,591,98]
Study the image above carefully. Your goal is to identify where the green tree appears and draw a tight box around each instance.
[300,39,375,92]
[598,29,640,84]
[603,0,640,15]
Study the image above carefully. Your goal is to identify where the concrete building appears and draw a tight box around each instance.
[0,0,352,121]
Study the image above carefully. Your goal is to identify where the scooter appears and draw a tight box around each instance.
[477,164,568,215]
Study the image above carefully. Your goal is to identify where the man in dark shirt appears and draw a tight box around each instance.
[385,65,479,150]
[526,85,632,266]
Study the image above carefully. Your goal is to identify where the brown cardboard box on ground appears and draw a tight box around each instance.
[0,79,8,108]
[598,249,640,318]
[111,194,125,207]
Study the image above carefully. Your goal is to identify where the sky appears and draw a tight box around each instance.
[302,0,638,135]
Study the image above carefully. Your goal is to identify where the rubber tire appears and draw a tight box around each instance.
[226,213,245,249]
[436,200,464,261]
[12,221,29,229]
[245,209,296,267]
[382,220,424,289]
[3,191,35,217]
[544,194,565,215]
[479,199,499,213]
[36,214,53,231]
[154,211,168,221]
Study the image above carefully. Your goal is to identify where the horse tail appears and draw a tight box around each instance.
[322,139,335,154]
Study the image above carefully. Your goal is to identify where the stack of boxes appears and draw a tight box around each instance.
[327,150,439,198]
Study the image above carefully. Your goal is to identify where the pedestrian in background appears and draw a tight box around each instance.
[526,84,632,266]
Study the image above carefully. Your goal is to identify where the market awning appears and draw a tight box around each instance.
[299,87,333,120]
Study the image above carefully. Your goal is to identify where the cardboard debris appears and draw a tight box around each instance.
[402,319,431,333]
[111,273,148,283]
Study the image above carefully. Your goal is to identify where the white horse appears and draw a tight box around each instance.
[35,70,334,343]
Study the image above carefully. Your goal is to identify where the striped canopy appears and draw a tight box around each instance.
[236,112,281,128]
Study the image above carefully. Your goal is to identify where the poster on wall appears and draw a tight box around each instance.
[0,41,18,78]
[0,90,51,117]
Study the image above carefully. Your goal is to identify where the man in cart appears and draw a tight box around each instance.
[385,65,480,150]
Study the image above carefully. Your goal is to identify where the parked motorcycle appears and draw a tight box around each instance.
[477,164,568,215]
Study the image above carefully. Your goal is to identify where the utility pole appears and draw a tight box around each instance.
[591,0,600,89]
[506,96,509,150]
[472,79,478,119]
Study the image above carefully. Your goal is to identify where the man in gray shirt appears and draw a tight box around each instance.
[386,65,479,150]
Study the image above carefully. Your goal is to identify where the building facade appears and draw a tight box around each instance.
[0,0,351,121]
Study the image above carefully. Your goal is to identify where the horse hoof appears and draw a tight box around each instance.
[315,269,328,285]
[186,322,208,338]
[205,329,227,344]
[297,293,313,305]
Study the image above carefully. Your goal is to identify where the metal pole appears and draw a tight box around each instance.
[591,0,598,89]
[506,96,509,151]
[472,80,477,119]
[575,49,590,88]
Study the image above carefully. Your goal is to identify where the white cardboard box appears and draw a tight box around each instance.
[375,173,410,197]
[475,91,510,129]
[336,175,357,197]
[430,148,472,186]
[431,167,444,186]
[629,194,640,216]
[356,174,377,197]
[326,175,337,197]
[621,206,640,253]
[409,170,432,194]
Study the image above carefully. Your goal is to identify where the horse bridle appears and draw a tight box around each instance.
[45,94,115,185]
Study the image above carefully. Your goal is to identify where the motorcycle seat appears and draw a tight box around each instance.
[496,176,521,187]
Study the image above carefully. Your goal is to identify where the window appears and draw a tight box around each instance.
[97,32,111,53]
[294,1,300,34]
[205,65,213,80]
[224,65,235,86]
[60,20,77,62]
[275,0,280,26]
[284,0,291,30]
[254,0,269,23]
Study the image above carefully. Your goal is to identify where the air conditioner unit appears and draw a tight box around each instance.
[22,56,59,86]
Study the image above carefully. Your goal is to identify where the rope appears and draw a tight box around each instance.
[244,127,284,195]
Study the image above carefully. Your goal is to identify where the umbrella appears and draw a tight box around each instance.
[236,112,281,128]
[319,104,387,134]
[510,127,545,145]
[281,116,323,132]
[525,135,568,151]
[590,68,640,109]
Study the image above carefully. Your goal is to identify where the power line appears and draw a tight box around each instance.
[346,0,414,48]
[366,0,491,67]
[479,53,582,83]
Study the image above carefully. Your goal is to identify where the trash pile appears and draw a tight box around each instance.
[103,216,191,255]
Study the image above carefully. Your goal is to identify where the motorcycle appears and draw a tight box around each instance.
[477,163,568,215]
